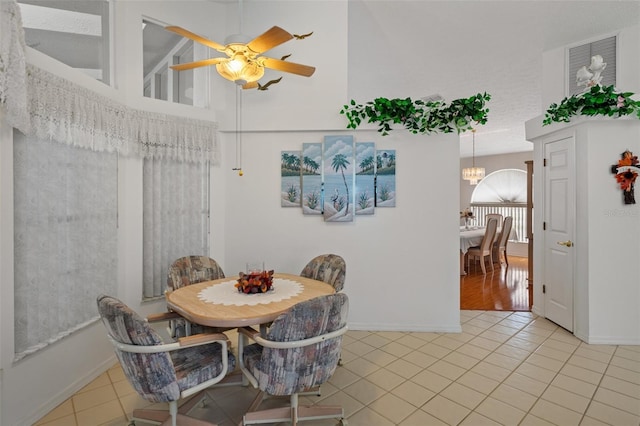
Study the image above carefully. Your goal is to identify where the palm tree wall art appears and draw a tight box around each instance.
[323,135,355,222]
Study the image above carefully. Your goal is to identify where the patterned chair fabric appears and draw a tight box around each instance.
[166,256,226,337]
[97,295,236,403]
[242,293,349,396]
[300,254,346,292]
[167,256,225,292]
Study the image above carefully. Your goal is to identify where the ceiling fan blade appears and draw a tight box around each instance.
[165,26,225,51]
[170,58,227,71]
[262,57,316,77]
[243,81,259,90]
[246,26,293,53]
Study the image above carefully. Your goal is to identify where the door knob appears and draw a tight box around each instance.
[557,240,573,247]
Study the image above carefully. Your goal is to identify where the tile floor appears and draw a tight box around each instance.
[35,310,640,426]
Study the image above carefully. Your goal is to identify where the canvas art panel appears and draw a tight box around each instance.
[376,149,396,207]
[301,143,323,214]
[355,142,376,215]
[281,150,301,207]
[323,135,355,222]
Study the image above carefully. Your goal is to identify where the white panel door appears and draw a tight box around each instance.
[543,135,575,331]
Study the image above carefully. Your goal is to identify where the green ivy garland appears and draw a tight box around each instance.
[339,93,491,135]
[543,85,640,125]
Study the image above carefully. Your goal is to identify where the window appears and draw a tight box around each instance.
[143,18,196,106]
[142,158,210,299]
[13,131,118,360]
[18,0,111,84]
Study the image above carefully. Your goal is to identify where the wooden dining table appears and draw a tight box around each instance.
[165,273,335,328]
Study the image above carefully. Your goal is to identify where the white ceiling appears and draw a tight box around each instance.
[17,0,640,158]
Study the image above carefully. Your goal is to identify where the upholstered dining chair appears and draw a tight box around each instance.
[300,254,346,292]
[485,213,503,229]
[467,217,498,275]
[493,215,514,267]
[237,293,349,426]
[97,294,236,426]
[164,256,227,338]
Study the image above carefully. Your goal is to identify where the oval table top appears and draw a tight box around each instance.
[166,273,335,328]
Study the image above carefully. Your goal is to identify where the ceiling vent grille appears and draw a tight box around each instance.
[568,35,616,96]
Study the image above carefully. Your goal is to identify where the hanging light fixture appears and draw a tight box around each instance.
[462,129,485,185]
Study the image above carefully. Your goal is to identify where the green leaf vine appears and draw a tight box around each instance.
[543,85,640,126]
[339,93,491,135]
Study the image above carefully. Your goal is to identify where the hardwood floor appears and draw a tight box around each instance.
[460,256,531,311]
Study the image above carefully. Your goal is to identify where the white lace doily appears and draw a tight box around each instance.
[197,278,303,306]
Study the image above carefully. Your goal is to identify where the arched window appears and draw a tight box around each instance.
[471,169,527,242]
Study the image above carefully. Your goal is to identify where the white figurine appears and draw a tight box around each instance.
[577,55,607,90]
[576,66,594,88]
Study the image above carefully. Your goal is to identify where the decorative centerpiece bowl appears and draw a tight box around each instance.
[235,270,275,294]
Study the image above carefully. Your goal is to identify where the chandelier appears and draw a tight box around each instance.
[462,129,485,185]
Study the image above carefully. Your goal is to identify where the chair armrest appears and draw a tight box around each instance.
[178,332,230,348]
[237,326,260,341]
[107,332,230,354]
[146,311,182,323]
[252,325,348,349]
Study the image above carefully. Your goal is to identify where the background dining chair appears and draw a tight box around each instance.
[165,255,227,338]
[97,294,236,426]
[485,213,503,229]
[237,293,349,426]
[300,253,346,292]
[467,217,498,275]
[493,215,513,267]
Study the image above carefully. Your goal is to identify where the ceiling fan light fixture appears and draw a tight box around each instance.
[216,54,264,85]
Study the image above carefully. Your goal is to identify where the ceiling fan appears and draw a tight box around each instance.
[165,25,316,89]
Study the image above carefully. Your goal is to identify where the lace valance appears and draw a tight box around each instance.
[1,0,218,163]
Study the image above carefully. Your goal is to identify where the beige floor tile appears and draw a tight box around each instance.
[431,335,466,351]
[467,336,502,352]
[502,372,548,397]
[71,384,118,412]
[505,336,542,352]
[541,385,590,414]
[466,318,499,330]
[347,406,395,425]
[459,412,501,426]
[77,373,111,394]
[35,414,77,426]
[399,408,448,426]
[326,366,360,389]
[585,401,640,426]
[402,349,438,368]
[342,357,381,377]
[381,341,414,358]
[593,387,640,416]
[483,351,523,370]
[538,337,579,354]
[526,352,566,372]
[343,340,376,357]
[615,347,640,361]
[361,348,399,367]
[580,342,617,355]
[551,373,598,399]
[579,415,613,426]
[489,383,537,412]
[421,395,471,426]
[455,343,492,361]
[396,334,431,349]
[408,331,441,342]
[494,342,532,361]
[514,330,549,344]
[446,332,475,344]
[34,400,75,425]
[346,330,371,340]
[534,344,573,362]
[339,348,359,365]
[367,392,417,424]
[385,358,424,379]
[342,378,386,406]
[568,354,609,374]
[599,375,640,399]
[427,360,467,381]
[456,371,500,395]
[390,380,435,408]
[560,363,604,385]
[605,365,640,385]
[442,351,480,370]
[461,323,487,336]
[439,382,486,410]
[112,378,136,399]
[478,329,512,344]
[475,396,526,425]
[518,413,557,426]
[610,355,640,373]
[488,324,520,337]
[410,370,453,394]
[575,346,615,363]
[377,331,408,341]
[530,399,583,426]
[470,360,512,382]
[515,361,558,384]
[75,399,125,426]
[366,367,406,391]
[497,318,529,330]
[360,333,392,348]
[106,366,126,383]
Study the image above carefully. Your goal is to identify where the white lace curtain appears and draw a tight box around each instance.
[143,158,210,298]
[13,132,118,361]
